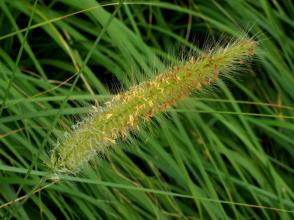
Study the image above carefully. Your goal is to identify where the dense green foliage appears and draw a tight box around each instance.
[0,0,293,219]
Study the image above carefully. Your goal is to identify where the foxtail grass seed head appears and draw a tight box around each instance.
[49,37,257,173]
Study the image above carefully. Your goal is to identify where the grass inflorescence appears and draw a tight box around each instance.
[49,37,256,173]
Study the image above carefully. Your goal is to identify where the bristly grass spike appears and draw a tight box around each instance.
[48,35,257,174]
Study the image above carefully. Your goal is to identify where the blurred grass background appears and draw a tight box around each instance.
[0,0,293,219]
